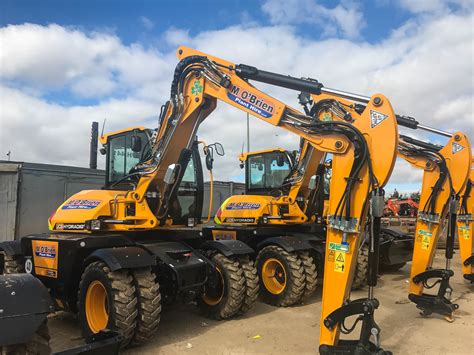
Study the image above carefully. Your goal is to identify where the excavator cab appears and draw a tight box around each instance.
[100,126,153,189]
[240,149,294,195]
[99,126,205,226]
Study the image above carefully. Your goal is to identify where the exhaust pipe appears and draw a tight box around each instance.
[89,121,99,169]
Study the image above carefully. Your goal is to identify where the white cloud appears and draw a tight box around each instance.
[398,0,473,13]
[140,16,155,30]
[261,0,365,39]
[0,5,472,191]
[0,24,171,97]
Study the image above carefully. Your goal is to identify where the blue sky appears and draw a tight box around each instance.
[1,0,472,194]
[2,0,414,47]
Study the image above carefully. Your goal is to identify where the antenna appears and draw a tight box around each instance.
[100,118,107,138]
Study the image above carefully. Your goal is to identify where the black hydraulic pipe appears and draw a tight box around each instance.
[235,64,324,95]
[89,121,99,170]
[368,216,381,288]
[399,134,443,152]
[368,189,384,290]
[396,115,419,129]
[446,203,457,260]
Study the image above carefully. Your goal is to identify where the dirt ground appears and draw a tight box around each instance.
[50,251,473,354]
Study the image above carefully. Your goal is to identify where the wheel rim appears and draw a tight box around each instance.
[85,280,109,333]
[202,267,225,306]
[262,258,287,295]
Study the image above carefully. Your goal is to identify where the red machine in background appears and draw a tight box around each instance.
[384,198,419,217]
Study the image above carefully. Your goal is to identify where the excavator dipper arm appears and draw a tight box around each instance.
[398,134,471,317]
[457,163,473,281]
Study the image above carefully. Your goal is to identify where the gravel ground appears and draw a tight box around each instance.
[50,251,473,354]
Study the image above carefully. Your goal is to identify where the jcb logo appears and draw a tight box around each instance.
[452,142,464,155]
[370,110,388,128]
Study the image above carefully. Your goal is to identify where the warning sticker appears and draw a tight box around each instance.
[328,250,335,262]
[418,229,432,237]
[328,242,349,253]
[459,226,470,240]
[421,236,430,250]
[334,252,345,273]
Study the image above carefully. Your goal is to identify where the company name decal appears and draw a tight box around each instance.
[35,245,57,258]
[227,85,274,118]
[225,202,261,210]
[55,223,85,230]
[224,217,256,223]
[62,199,101,210]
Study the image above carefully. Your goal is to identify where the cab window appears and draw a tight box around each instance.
[247,152,291,192]
[107,131,150,187]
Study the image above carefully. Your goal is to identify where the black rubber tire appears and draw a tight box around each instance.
[0,321,51,355]
[298,251,318,301]
[198,253,245,320]
[256,246,305,307]
[131,267,161,345]
[380,262,406,272]
[352,244,369,290]
[77,261,137,347]
[238,257,259,315]
[0,251,24,274]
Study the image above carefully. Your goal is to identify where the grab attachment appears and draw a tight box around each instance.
[409,196,459,319]
[320,298,391,355]
[408,268,458,317]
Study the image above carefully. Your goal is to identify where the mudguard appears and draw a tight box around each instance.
[200,239,255,257]
[85,246,155,272]
[257,236,316,253]
[0,240,23,256]
[0,274,54,346]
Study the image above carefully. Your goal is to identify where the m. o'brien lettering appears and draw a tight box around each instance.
[228,85,275,118]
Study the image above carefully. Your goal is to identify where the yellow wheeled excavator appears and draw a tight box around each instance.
[218,143,414,292]
[0,47,399,353]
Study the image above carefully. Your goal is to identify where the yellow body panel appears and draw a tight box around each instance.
[50,189,158,232]
[216,194,307,225]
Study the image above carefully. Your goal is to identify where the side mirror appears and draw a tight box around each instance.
[276,154,285,167]
[131,135,142,152]
[215,142,225,156]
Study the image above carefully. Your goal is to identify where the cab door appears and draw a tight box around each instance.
[169,143,204,225]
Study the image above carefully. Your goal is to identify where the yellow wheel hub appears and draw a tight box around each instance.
[202,267,225,306]
[262,258,287,295]
[85,280,109,333]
